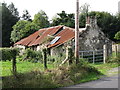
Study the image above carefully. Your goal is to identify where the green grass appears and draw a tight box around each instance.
[1,59,119,88]
[2,63,101,88]
[1,60,55,76]
[90,62,118,75]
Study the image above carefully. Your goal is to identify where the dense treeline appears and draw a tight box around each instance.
[1,2,120,47]
[1,3,19,47]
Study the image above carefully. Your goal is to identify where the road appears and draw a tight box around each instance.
[64,74,118,88]
[56,67,119,89]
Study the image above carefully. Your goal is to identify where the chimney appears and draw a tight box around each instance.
[89,16,98,28]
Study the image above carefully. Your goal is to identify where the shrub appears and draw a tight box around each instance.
[107,52,120,64]
[22,48,43,63]
[0,48,19,61]
[47,54,66,66]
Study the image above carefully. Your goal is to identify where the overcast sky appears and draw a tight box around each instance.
[2,0,120,20]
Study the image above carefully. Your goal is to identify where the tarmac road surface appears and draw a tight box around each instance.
[56,67,119,90]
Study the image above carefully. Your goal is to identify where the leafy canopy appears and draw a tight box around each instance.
[51,11,75,28]
[11,20,40,43]
[33,10,50,28]
[114,31,120,40]
[1,2,19,47]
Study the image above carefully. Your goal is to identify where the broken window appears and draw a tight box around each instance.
[50,36,61,44]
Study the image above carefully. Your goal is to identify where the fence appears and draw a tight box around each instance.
[79,49,104,64]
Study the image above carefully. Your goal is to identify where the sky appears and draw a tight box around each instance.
[1,0,120,20]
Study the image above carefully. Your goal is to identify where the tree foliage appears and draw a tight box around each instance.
[51,11,75,28]
[8,2,19,18]
[11,10,49,43]
[80,3,90,17]
[11,20,40,43]
[21,9,31,21]
[1,2,19,47]
[114,31,120,40]
[33,10,50,28]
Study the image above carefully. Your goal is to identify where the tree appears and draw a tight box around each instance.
[114,31,120,40]
[8,2,19,18]
[2,2,19,47]
[11,20,40,43]
[33,10,50,28]
[79,3,90,28]
[51,11,75,28]
[80,3,90,17]
[79,13,86,28]
[21,10,31,21]
[0,3,2,47]
[11,10,49,43]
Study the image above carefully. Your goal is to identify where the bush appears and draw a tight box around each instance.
[107,52,120,64]
[0,48,19,61]
[47,54,66,66]
[22,48,43,63]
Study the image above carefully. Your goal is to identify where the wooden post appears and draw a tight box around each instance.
[59,45,73,66]
[93,51,95,64]
[42,48,47,70]
[115,45,118,57]
[68,46,73,65]
[12,57,16,74]
[12,49,17,74]
[103,45,107,64]
[75,0,79,64]
[82,52,84,58]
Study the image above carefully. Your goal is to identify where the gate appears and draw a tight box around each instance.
[79,49,103,63]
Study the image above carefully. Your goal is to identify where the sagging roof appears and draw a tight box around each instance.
[14,25,85,48]
[30,25,63,46]
[15,29,46,46]
[47,27,75,48]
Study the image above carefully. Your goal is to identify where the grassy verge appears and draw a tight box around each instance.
[2,62,101,88]
[1,61,119,88]
[1,61,55,76]
[90,62,119,75]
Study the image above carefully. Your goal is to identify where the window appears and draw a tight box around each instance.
[50,36,61,44]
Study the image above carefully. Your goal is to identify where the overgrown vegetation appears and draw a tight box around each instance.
[1,47,119,88]
[107,52,120,64]
[22,48,43,63]
[1,61,54,76]
[2,60,101,88]
[0,48,19,61]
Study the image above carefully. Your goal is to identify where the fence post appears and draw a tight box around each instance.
[103,45,107,64]
[93,50,95,64]
[81,52,84,58]
[115,45,118,57]
[42,48,47,70]
[12,57,16,74]
[12,49,17,75]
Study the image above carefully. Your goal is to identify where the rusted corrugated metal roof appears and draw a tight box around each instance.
[14,25,63,46]
[15,25,85,48]
[15,37,28,45]
[31,25,63,46]
[47,27,75,48]
[14,29,46,46]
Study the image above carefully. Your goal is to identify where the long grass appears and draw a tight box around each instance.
[1,60,55,76]
[1,54,119,88]
[2,62,101,88]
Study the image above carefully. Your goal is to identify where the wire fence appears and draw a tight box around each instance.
[79,49,103,64]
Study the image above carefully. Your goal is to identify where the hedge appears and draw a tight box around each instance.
[0,48,19,61]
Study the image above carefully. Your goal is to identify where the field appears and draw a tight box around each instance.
[0,61,55,76]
